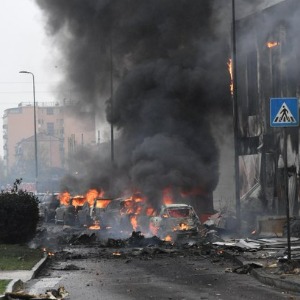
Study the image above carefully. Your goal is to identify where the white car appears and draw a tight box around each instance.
[150,204,201,239]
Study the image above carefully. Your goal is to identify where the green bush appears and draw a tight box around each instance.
[0,179,39,244]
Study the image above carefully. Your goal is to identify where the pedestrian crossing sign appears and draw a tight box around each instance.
[270,98,299,127]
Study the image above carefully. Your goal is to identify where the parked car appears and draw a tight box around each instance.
[55,195,87,226]
[149,204,201,239]
[39,193,60,223]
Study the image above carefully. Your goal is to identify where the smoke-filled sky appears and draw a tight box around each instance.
[0,0,284,207]
[34,0,234,208]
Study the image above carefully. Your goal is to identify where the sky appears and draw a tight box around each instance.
[0,0,285,203]
[0,0,63,157]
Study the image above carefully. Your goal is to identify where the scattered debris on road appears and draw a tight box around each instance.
[5,286,69,299]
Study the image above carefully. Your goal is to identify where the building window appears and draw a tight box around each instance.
[246,50,258,115]
[47,123,54,136]
[47,108,54,115]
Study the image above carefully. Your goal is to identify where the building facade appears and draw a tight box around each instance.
[3,102,96,190]
[235,0,300,217]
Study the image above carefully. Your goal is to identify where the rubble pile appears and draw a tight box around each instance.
[5,286,69,300]
[39,229,227,267]
[38,217,300,276]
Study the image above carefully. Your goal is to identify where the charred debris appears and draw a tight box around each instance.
[28,211,300,279]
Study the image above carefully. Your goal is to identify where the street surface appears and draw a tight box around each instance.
[25,242,300,300]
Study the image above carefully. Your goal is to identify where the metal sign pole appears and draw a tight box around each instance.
[231,0,241,230]
[270,97,299,261]
[283,128,291,260]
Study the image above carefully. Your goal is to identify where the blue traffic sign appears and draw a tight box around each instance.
[270,98,299,127]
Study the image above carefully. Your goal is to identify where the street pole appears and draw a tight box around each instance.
[109,28,115,199]
[283,128,292,260]
[19,71,38,192]
[110,33,114,164]
[231,0,241,228]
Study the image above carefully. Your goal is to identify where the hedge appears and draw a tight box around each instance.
[0,179,39,244]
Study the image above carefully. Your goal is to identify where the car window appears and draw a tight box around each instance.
[95,199,111,209]
[71,197,86,207]
[167,208,190,218]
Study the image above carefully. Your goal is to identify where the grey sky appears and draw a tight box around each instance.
[0,0,62,156]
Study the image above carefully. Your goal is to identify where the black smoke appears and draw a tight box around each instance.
[36,0,232,210]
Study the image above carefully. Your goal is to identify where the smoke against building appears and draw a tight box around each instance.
[35,0,232,212]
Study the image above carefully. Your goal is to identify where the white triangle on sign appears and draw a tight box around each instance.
[273,102,296,123]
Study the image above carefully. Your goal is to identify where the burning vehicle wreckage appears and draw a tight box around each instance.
[31,189,300,298]
[24,191,300,299]
[32,190,234,255]
[40,190,283,254]
[34,195,225,264]
[37,190,211,244]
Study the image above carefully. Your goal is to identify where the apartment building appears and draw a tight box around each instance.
[3,102,96,187]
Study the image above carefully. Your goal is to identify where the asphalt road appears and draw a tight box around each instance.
[25,243,300,300]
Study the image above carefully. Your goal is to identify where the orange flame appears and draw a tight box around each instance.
[227,58,233,95]
[86,189,100,206]
[267,41,280,48]
[146,207,155,216]
[72,196,87,207]
[163,188,173,205]
[95,199,111,208]
[130,215,138,231]
[42,248,55,256]
[89,221,101,230]
[58,192,71,206]
[178,223,189,231]
[164,235,172,242]
[149,222,159,236]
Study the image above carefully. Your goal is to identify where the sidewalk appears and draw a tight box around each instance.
[0,256,48,299]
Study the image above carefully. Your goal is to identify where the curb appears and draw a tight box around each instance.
[0,255,48,299]
[224,250,300,294]
[251,268,300,294]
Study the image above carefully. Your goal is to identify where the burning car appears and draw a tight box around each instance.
[76,197,112,228]
[100,197,135,231]
[90,197,112,227]
[77,201,93,227]
[55,195,87,226]
[149,204,201,239]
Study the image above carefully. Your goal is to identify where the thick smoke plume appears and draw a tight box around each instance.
[36,0,231,210]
